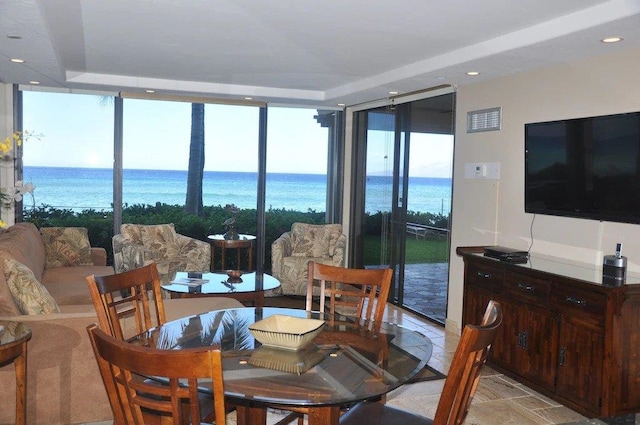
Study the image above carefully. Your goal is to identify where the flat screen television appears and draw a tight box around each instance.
[525,111,640,224]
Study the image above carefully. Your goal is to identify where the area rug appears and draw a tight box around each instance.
[407,364,446,384]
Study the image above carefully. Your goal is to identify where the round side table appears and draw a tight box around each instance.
[208,234,256,270]
[0,321,32,425]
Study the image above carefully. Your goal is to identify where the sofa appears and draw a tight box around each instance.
[271,222,346,295]
[0,222,243,425]
[112,223,211,284]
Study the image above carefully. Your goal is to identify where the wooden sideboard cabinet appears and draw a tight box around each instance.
[457,246,640,418]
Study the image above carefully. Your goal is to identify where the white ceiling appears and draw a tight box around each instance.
[0,0,639,107]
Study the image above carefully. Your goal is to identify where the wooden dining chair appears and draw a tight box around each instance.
[86,263,227,424]
[276,262,394,425]
[305,261,393,325]
[338,300,503,425]
[86,262,166,342]
[86,324,227,425]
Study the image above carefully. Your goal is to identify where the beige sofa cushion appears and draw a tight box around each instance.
[4,257,60,314]
[0,222,46,281]
[40,227,93,268]
[42,265,114,306]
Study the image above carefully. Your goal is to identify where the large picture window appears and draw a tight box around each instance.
[22,91,114,211]
[19,89,341,274]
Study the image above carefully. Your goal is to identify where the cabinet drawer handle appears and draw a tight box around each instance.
[517,283,534,292]
[477,271,492,279]
[565,296,588,307]
[559,347,566,365]
[517,331,528,349]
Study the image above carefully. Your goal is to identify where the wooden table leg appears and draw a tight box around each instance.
[235,405,267,425]
[15,341,28,425]
[307,406,340,425]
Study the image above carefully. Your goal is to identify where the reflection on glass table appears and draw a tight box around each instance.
[130,307,433,425]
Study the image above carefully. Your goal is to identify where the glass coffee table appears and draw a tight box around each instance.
[162,271,280,308]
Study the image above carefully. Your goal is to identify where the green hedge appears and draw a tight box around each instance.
[24,204,327,269]
[23,204,449,269]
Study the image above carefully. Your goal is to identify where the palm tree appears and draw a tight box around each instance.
[185,103,205,216]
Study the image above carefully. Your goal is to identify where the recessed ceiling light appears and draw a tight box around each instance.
[10,58,24,63]
[389,91,399,95]
[466,71,480,76]
[244,97,253,100]
[337,103,345,107]
[145,89,155,93]
[601,37,623,43]
[29,81,40,85]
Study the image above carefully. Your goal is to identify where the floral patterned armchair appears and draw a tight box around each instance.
[271,222,346,296]
[112,223,210,284]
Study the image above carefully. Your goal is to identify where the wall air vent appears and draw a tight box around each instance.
[467,107,501,133]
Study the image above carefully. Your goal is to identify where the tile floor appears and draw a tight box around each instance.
[81,303,637,425]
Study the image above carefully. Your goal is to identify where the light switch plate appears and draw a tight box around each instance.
[464,162,500,179]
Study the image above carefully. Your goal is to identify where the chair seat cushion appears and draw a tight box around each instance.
[340,402,432,425]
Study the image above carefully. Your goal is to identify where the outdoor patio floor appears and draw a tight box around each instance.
[396,262,449,324]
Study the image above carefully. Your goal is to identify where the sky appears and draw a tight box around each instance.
[22,91,453,177]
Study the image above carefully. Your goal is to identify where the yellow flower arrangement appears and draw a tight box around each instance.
[0,131,25,158]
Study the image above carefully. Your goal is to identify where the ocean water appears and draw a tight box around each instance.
[22,166,452,215]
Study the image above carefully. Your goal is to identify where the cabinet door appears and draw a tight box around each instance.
[489,300,558,389]
[520,304,558,390]
[557,315,605,414]
[489,299,521,372]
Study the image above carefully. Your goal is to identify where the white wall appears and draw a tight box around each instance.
[0,84,15,226]
[446,45,640,332]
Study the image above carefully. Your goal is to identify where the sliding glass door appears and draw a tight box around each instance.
[353,92,455,324]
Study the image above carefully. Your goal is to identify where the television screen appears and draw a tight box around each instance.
[525,111,640,224]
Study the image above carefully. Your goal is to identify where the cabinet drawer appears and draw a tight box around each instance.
[467,262,503,291]
[504,272,550,305]
[552,286,607,322]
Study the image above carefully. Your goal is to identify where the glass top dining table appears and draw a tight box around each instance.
[129,307,433,425]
